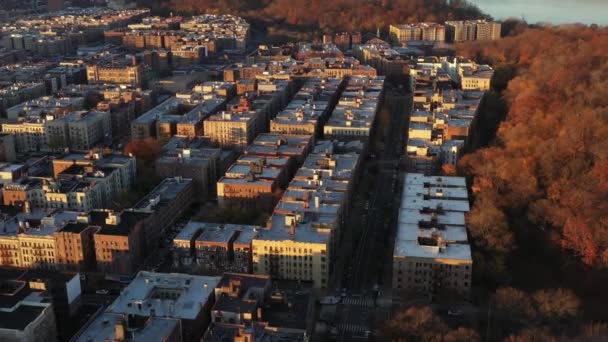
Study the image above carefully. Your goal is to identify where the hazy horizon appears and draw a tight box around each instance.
[468,0,608,25]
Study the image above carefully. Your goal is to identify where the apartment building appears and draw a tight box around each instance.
[5,96,84,122]
[0,282,57,342]
[0,120,46,154]
[324,76,385,144]
[445,20,478,42]
[2,110,110,155]
[217,155,289,210]
[210,273,271,326]
[0,82,46,116]
[204,323,308,342]
[461,64,494,91]
[182,223,260,274]
[72,312,181,342]
[132,96,225,140]
[0,209,48,268]
[172,45,207,67]
[86,60,144,86]
[13,210,85,271]
[130,177,194,254]
[1,134,24,163]
[270,77,343,137]
[390,23,446,43]
[353,40,413,79]
[252,215,331,289]
[173,221,204,267]
[92,210,147,275]
[76,271,220,342]
[54,215,99,271]
[65,111,111,151]
[204,111,260,151]
[203,272,311,340]
[392,174,472,299]
[2,153,135,211]
[476,20,502,41]
[156,147,221,199]
[52,152,137,193]
[245,133,314,173]
[250,141,361,288]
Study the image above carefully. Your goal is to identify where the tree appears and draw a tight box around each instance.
[579,322,608,340]
[532,288,580,324]
[457,26,608,268]
[441,163,457,176]
[493,287,537,321]
[504,326,557,342]
[467,194,514,253]
[385,306,447,341]
[124,138,162,161]
[443,327,481,342]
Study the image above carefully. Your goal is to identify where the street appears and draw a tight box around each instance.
[327,84,411,341]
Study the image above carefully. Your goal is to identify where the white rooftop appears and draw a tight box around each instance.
[107,271,220,320]
[393,173,472,261]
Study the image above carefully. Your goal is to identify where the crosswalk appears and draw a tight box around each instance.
[338,323,369,335]
[340,297,375,307]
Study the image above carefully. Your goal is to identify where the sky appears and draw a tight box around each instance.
[467,0,608,25]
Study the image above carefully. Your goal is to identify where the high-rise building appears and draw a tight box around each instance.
[445,20,501,42]
[476,21,502,41]
[390,23,445,43]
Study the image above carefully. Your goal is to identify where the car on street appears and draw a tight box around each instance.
[448,309,464,316]
[95,289,109,295]
[320,296,341,305]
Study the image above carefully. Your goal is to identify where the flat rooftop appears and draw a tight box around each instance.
[394,173,472,261]
[205,323,307,342]
[393,239,471,261]
[132,177,192,210]
[174,221,205,242]
[196,225,238,245]
[107,271,220,320]
[255,215,330,244]
[0,303,48,331]
[74,313,180,342]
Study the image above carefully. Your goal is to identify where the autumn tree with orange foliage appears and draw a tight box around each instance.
[155,0,486,34]
[456,25,608,267]
[124,138,162,161]
[384,306,481,341]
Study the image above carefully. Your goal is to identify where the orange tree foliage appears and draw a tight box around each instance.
[456,26,608,266]
[384,306,480,341]
[151,0,486,33]
[124,138,162,161]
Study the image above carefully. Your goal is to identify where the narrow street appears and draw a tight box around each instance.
[328,84,411,341]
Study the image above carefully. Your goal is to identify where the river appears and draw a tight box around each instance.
[467,0,608,25]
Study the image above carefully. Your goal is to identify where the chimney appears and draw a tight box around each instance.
[105,212,120,225]
[23,200,31,214]
[289,218,296,236]
[114,319,126,342]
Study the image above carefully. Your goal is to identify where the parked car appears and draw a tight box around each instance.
[95,289,109,295]
[448,309,463,316]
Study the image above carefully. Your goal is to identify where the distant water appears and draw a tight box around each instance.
[467,0,608,25]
